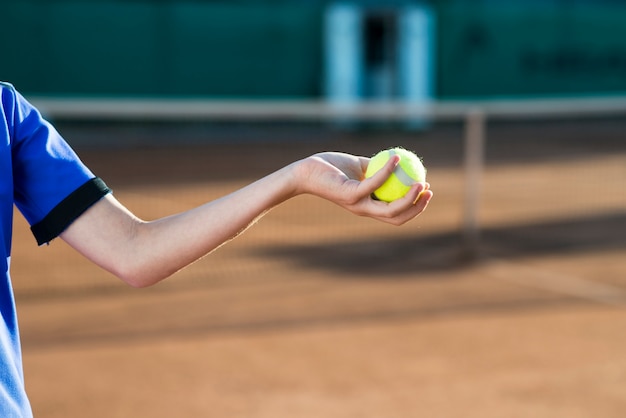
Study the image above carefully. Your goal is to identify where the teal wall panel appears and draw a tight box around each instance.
[165,4,322,97]
[2,1,626,99]
[437,5,626,98]
[1,1,322,98]
[41,2,163,95]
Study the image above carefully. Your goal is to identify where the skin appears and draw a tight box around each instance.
[60,152,433,288]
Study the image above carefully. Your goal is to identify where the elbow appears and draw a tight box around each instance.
[116,270,156,289]
[110,238,178,289]
[122,274,157,289]
[104,220,189,288]
[113,262,174,289]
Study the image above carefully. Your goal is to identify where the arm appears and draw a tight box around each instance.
[60,152,432,288]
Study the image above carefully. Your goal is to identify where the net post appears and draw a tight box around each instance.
[461,107,486,260]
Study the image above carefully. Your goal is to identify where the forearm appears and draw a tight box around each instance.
[131,164,298,284]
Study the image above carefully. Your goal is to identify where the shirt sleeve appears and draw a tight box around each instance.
[30,177,111,245]
[6,84,111,245]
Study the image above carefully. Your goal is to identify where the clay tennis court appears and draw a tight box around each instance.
[11,119,626,417]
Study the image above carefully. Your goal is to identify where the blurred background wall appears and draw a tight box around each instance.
[3,0,626,101]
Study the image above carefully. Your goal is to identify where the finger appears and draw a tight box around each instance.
[384,185,433,224]
[385,182,425,206]
[411,183,432,205]
[414,189,433,210]
[359,181,426,219]
[361,154,400,191]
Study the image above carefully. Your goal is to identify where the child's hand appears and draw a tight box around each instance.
[294,152,432,225]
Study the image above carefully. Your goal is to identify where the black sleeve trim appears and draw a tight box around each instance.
[31,177,112,245]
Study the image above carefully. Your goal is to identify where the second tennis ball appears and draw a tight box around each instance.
[365,147,426,202]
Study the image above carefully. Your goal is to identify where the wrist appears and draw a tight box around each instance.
[284,157,312,197]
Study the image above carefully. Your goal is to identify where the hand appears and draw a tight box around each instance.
[293,152,432,225]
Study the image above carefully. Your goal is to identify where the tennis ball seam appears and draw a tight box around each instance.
[389,149,418,187]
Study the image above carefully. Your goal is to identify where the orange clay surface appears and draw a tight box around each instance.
[11,121,626,417]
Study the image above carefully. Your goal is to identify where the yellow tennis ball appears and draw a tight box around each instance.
[365,147,426,202]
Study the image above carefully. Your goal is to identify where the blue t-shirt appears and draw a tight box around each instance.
[0,82,110,417]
